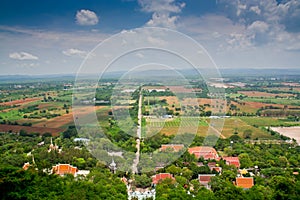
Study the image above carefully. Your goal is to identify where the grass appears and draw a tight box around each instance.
[240,116,300,127]
[219,117,273,139]
[243,97,300,106]
[145,117,273,139]
[96,107,112,128]
[0,110,24,121]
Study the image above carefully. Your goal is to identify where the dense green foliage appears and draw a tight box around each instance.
[0,166,127,200]
[0,133,127,200]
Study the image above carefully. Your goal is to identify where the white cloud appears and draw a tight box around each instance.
[138,0,185,28]
[236,3,247,17]
[247,21,269,33]
[62,48,88,58]
[76,9,99,26]
[138,0,184,13]
[216,0,300,48]
[9,52,38,60]
[226,33,253,50]
[146,13,179,28]
[250,6,261,15]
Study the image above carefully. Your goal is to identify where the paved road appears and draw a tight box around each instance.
[132,92,142,174]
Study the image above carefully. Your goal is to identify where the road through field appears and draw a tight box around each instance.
[132,92,142,174]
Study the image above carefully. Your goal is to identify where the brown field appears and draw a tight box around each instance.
[33,113,74,128]
[0,124,63,136]
[238,91,295,98]
[158,96,180,106]
[0,97,42,106]
[143,86,166,90]
[231,101,257,113]
[270,126,300,144]
[38,102,58,109]
[168,86,202,93]
[265,87,300,92]
[33,106,105,128]
[243,101,286,109]
[182,98,226,106]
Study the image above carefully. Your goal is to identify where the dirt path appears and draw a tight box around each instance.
[208,125,226,139]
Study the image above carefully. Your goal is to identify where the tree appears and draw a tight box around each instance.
[175,175,188,187]
[221,170,236,182]
[239,153,253,169]
[133,174,151,188]
[62,126,78,139]
[245,185,273,200]
[165,165,181,176]
[243,129,252,139]
[19,129,28,136]
[269,175,295,199]
[195,187,215,200]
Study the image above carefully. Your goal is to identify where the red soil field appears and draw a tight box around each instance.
[168,86,202,93]
[38,103,57,109]
[33,113,74,128]
[0,124,63,136]
[33,106,105,128]
[238,91,295,98]
[244,101,285,109]
[0,97,42,106]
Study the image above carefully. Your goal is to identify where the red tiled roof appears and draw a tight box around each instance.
[198,174,215,185]
[235,177,254,189]
[52,164,78,176]
[152,173,175,184]
[223,157,240,168]
[188,146,219,160]
[160,144,184,152]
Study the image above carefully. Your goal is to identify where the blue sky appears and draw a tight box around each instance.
[1,0,300,75]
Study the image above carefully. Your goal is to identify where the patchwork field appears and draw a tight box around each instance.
[238,91,295,98]
[0,124,63,136]
[0,97,42,106]
[265,87,300,93]
[240,117,300,127]
[145,117,273,139]
[243,97,300,106]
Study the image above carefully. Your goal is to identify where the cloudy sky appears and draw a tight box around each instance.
[1,0,300,75]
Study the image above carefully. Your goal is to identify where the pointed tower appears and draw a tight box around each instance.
[109,157,117,174]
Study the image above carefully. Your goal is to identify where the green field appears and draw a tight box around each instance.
[0,109,23,121]
[240,116,300,127]
[243,97,300,106]
[145,117,274,139]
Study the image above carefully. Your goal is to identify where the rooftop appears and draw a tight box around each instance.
[152,173,175,185]
[160,144,184,152]
[235,177,254,189]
